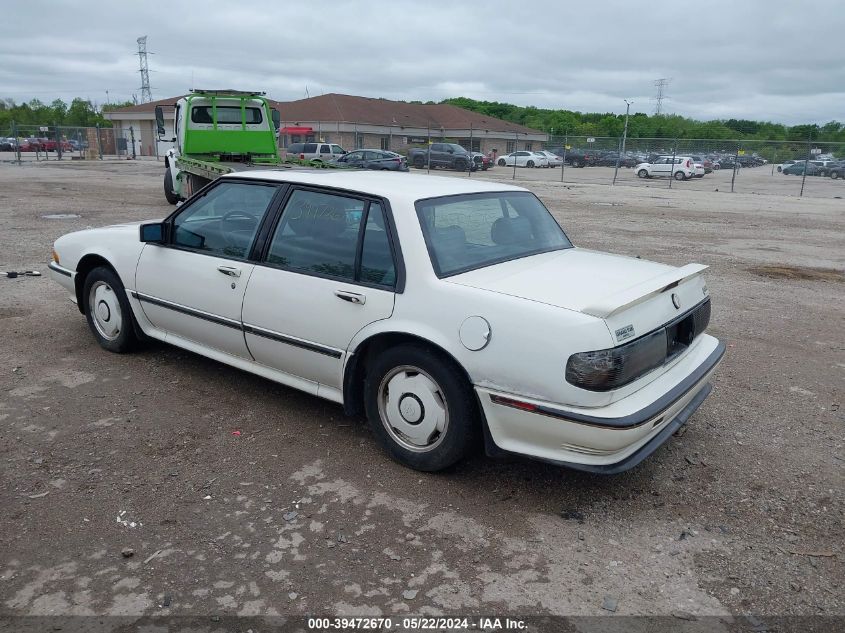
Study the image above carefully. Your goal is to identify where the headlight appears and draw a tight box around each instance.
[565,329,667,392]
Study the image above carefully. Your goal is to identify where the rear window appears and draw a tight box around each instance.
[191,106,263,124]
[415,192,572,277]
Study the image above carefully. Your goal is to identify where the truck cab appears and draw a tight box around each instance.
[156,89,281,202]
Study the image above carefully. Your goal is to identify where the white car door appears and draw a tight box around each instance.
[652,158,670,176]
[241,188,396,394]
[135,180,282,359]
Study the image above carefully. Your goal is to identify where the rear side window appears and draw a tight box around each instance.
[191,106,262,124]
[303,143,318,153]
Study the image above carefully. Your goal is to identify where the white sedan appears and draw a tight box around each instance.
[496,151,548,168]
[48,171,724,473]
[533,150,564,168]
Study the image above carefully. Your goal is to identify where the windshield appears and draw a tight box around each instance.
[415,192,572,277]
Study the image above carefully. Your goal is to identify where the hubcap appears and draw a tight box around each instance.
[88,281,122,341]
[377,365,448,452]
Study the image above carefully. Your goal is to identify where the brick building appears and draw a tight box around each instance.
[103,92,547,158]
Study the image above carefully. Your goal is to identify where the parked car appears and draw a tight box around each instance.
[825,161,845,180]
[0,138,16,151]
[286,142,347,164]
[634,156,696,180]
[596,152,638,168]
[470,152,491,170]
[332,149,408,171]
[534,150,563,168]
[496,151,548,168]
[776,160,797,173]
[690,156,713,174]
[408,143,475,171]
[47,170,723,473]
[553,149,600,167]
[19,138,44,152]
[782,162,824,176]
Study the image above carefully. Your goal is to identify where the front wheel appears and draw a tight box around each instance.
[364,344,479,472]
[83,267,138,353]
[497,158,506,166]
[164,169,180,204]
[637,169,649,178]
[526,160,535,168]
[830,170,840,180]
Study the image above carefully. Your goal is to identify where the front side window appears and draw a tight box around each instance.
[331,145,346,155]
[172,182,277,259]
[415,192,572,277]
[190,106,262,124]
[265,190,395,288]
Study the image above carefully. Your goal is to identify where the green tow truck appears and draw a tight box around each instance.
[155,89,284,204]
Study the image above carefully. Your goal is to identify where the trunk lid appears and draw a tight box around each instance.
[447,248,709,344]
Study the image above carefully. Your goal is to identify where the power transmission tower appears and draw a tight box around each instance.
[652,78,669,115]
[137,36,152,103]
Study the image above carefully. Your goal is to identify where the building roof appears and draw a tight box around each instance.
[275,93,542,134]
[103,92,543,135]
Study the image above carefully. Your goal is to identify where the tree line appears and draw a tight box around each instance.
[0,98,135,132]
[441,97,845,143]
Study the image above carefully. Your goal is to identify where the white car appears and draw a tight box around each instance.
[635,156,695,180]
[692,162,706,178]
[496,151,548,168]
[534,150,564,168]
[48,171,723,473]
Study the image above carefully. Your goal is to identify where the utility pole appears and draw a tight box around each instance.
[137,36,152,103]
[613,99,632,185]
[653,78,669,115]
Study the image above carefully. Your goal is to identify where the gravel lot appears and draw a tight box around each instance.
[0,161,842,627]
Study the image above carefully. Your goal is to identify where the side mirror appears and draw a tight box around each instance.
[154,106,166,137]
[140,222,165,243]
[271,108,281,131]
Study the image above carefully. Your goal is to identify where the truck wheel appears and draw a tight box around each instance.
[164,169,180,205]
[413,156,425,169]
[364,344,479,472]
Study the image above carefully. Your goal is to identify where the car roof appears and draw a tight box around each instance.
[225,169,528,200]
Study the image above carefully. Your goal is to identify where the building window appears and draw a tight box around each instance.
[524,142,533,151]
[380,136,390,151]
[506,140,516,153]
[469,139,481,152]
[305,134,315,142]
[291,135,301,144]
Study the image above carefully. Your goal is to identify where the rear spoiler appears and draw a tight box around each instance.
[582,264,708,319]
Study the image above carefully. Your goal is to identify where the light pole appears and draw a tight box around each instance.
[613,99,632,185]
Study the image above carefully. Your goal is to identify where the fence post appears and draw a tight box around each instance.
[427,124,431,174]
[560,134,567,183]
[512,132,518,180]
[468,123,473,178]
[668,140,677,189]
[800,135,811,197]
[130,126,136,159]
[96,123,103,160]
[55,122,62,160]
[12,120,21,164]
[730,146,739,193]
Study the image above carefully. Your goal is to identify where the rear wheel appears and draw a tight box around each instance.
[830,170,840,180]
[364,344,479,472]
[637,169,649,178]
[83,267,138,354]
[413,156,425,169]
[163,169,180,205]
[674,171,686,181]
[526,160,535,168]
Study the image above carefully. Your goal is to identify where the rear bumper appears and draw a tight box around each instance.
[477,337,725,474]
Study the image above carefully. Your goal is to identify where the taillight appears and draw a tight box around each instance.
[299,153,305,159]
[686,159,691,168]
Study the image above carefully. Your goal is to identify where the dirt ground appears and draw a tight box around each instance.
[0,161,842,628]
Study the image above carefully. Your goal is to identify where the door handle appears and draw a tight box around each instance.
[217,265,241,278]
[334,290,366,305]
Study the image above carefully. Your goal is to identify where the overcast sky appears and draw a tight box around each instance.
[2,1,843,125]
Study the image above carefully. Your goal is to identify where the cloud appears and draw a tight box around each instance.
[1,0,842,124]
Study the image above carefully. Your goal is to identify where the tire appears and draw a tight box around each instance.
[830,170,840,180]
[364,344,479,472]
[413,156,425,169]
[637,169,649,178]
[777,166,782,173]
[572,160,582,168]
[497,159,506,166]
[674,171,686,181]
[163,169,180,205]
[454,159,467,171]
[526,160,535,168]
[82,266,139,354]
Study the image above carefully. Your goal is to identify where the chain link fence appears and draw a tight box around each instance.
[0,122,141,162]
[482,134,845,199]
